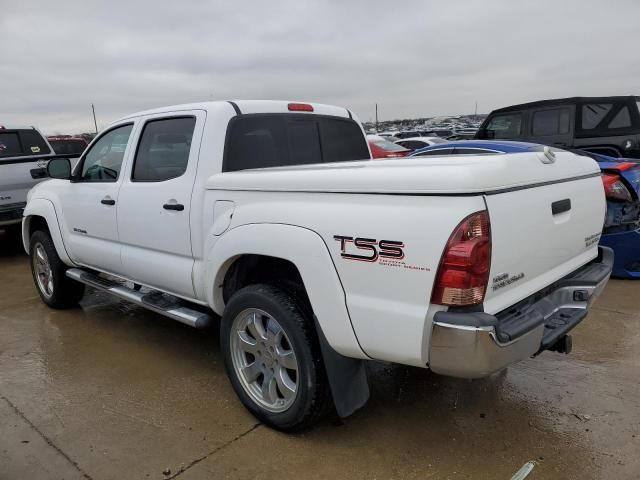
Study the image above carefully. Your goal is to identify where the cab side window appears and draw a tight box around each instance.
[80,124,133,182]
[132,117,196,182]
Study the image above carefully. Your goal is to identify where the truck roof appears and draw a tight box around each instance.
[491,95,639,114]
[117,100,353,123]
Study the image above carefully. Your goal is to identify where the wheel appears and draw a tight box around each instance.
[221,284,331,432]
[29,230,85,309]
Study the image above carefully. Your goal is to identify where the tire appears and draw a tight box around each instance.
[221,284,331,432]
[29,230,85,309]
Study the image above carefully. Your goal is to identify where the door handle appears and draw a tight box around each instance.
[552,198,571,215]
[163,203,184,211]
[101,198,116,206]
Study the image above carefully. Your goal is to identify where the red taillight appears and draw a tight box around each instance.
[602,174,632,202]
[608,162,636,172]
[431,211,491,306]
[288,103,314,112]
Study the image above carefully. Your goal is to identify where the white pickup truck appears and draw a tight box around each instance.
[0,126,57,233]
[22,100,613,431]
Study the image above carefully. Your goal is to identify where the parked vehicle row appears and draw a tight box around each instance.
[409,140,640,278]
[22,100,612,432]
[477,96,640,158]
[366,134,411,158]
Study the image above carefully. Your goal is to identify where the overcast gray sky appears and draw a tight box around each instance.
[2,0,639,133]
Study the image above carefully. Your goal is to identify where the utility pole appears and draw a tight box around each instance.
[375,103,379,133]
[474,100,478,119]
[91,104,98,134]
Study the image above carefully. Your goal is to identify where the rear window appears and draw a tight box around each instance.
[577,101,638,137]
[0,129,51,158]
[397,140,426,150]
[372,139,408,152]
[414,148,454,156]
[484,113,522,139]
[223,114,369,172]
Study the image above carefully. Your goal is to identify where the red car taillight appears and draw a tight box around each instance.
[431,211,491,306]
[602,174,632,202]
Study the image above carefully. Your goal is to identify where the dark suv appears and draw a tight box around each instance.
[476,96,640,158]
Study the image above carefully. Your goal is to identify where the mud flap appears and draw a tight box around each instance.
[313,316,370,417]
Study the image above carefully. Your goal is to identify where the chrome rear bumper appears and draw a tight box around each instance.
[428,246,613,379]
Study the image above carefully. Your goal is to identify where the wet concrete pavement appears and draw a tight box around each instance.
[0,230,638,479]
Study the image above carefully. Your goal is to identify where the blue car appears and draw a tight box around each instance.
[409,140,640,278]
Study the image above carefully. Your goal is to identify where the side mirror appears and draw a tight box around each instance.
[47,158,72,179]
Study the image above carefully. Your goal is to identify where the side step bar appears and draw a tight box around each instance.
[66,268,213,329]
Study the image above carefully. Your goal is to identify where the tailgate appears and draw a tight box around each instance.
[483,174,606,314]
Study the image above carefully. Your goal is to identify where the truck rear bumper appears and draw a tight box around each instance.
[428,246,613,379]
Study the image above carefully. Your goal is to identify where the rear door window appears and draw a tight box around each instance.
[0,132,22,157]
[19,130,51,155]
[223,114,369,172]
[608,106,632,129]
[132,117,196,182]
[582,104,612,130]
[531,108,571,136]
[484,113,523,139]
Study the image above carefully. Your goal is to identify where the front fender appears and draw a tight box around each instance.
[22,198,74,266]
[205,223,367,359]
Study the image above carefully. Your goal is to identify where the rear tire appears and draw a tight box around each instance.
[221,284,331,432]
[29,230,85,309]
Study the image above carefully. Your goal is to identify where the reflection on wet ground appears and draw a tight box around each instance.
[0,230,638,479]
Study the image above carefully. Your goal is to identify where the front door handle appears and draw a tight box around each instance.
[101,197,116,206]
[163,203,184,211]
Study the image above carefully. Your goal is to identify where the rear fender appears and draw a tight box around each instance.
[205,223,367,360]
[22,198,74,265]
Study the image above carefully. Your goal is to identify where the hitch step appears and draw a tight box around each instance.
[66,268,213,329]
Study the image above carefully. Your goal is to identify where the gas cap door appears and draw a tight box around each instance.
[212,200,235,235]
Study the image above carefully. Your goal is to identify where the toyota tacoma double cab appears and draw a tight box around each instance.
[22,100,613,431]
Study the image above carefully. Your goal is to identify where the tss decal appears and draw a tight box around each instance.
[333,236,404,262]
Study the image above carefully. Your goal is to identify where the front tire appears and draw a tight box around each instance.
[221,284,331,432]
[29,230,85,309]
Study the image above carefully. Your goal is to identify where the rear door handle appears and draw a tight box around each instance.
[101,197,116,206]
[163,203,184,211]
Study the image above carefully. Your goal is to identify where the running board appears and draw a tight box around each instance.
[66,268,213,329]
